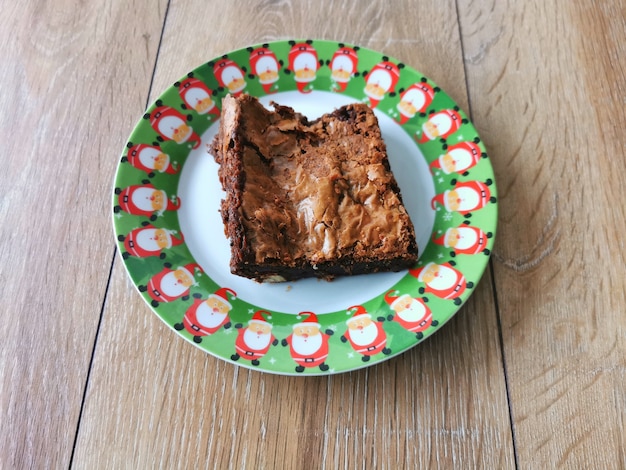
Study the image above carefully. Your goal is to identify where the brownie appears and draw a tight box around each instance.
[210,94,418,282]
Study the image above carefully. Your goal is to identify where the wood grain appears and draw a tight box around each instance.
[71,0,514,468]
[0,0,167,468]
[4,0,624,467]
[457,0,626,466]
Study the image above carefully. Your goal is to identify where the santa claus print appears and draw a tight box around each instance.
[431,179,496,218]
[431,221,492,257]
[118,223,184,259]
[328,44,359,92]
[363,59,403,108]
[144,101,201,149]
[138,263,203,307]
[416,107,468,144]
[231,310,278,366]
[383,290,437,339]
[409,262,473,305]
[340,305,390,362]
[248,45,282,93]
[287,41,320,93]
[124,143,178,177]
[114,182,181,220]
[396,78,439,124]
[174,73,220,119]
[210,57,247,96]
[281,312,333,373]
[174,287,236,343]
[429,139,486,176]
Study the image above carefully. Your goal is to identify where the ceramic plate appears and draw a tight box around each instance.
[112,39,497,375]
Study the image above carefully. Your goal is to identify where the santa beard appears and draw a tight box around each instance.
[291,333,323,356]
[348,322,379,347]
[243,329,272,351]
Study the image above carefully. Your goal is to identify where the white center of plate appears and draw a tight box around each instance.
[178,91,435,314]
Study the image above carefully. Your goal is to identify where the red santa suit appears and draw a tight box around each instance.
[431,180,493,217]
[234,310,276,362]
[417,108,463,143]
[429,141,482,175]
[176,77,220,118]
[116,184,180,217]
[432,225,490,256]
[284,312,329,369]
[149,105,200,149]
[212,58,247,96]
[396,81,435,124]
[385,290,433,333]
[126,143,178,175]
[146,263,201,304]
[181,287,235,340]
[409,262,467,301]
[364,61,401,108]
[329,46,358,92]
[288,42,319,93]
[122,225,184,258]
[343,305,387,357]
[248,47,281,93]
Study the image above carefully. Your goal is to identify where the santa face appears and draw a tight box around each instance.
[291,325,323,356]
[365,68,393,99]
[132,187,167,213]
[420,110,463,143]
[331,54,355,82]
[135,146,169,172]
[440,145,478,174]
[444,186,480,213]
[254,55,279,83]
[136,227,171,251]
[159,268,194,298]
[184,87,214,114]
[397,84,432,118]
[242,326,272,351]
[420,263,459,291]
[195,297,230,328]
[156,115,191,143]
[423,114,451,139]
[206,296,231,315]
[446,227,479,251]
[220,65,246,93]
[347,317,379,347]
[393,295,428,323]
[292,52,317,81]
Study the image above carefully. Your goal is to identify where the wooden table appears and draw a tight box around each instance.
[2,1,625,468]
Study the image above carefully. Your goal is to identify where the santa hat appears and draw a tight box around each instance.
[209,287,236,309]
[429,158,443,173]
[384,290,405,310]
[409,263,432,282]
[431,232,448,248]
[346,305,371,325]
[249,310,272,327]
[293,311,320,329]
[430,192,446,210]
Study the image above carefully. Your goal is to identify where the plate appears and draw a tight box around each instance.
[112,40,497,375]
